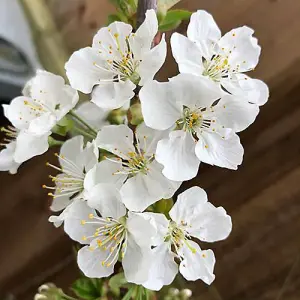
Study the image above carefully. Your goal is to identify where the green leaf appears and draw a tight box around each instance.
[122,287,135,300]
[159,9,192,32]
[71,277,102,300]
[107,14,122,24]
[158,0,182,14]
[108,272,127,296]
[108,0,137,17]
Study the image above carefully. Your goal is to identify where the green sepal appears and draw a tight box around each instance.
[154,198,174,216]
[128,103,143,126]
[51,116,74,137]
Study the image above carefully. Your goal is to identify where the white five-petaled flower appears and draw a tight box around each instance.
[171,10,269,106]
[65,9,166,110]
[61,196,157,285]
[95,123,181,212]
[140,186,232,291]
[0,70,78,172]
[140,74,259,181]
[46,136,98,227]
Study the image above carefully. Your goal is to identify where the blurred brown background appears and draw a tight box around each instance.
[1,0,300,299]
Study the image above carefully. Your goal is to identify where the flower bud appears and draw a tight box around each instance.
[181,289,192,299]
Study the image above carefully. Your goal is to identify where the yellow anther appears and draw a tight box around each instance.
[114,33,119,38]
[107,263,111,267]
[202,253,206,258]
[232,33,236,37]
[102,261,105,266]
[205,145,209,149]
[42,184,46,188]
[89,213,94,219]
[48,193,54,197]
[97,240,102,246]
[24,100,29,105]
[223,105,226,108]
[81,220,86,225]
[94,232,99,237]
[82,236,87,241]
[89,246,95,251]
[110,247,114,253]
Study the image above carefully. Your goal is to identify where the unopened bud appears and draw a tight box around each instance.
[181,289,192,299]
[38,283,56,293]
[34,295,47,300]
[169,288,180,296]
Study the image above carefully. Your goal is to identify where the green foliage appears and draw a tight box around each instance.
[159,9,192,31]
[108,272,129,297]
[108,0,137,18]
[71,277,102,300]
[158,0,182,14]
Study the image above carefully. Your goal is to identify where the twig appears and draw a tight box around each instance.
[136,0,157,29]
[276,254,300,300]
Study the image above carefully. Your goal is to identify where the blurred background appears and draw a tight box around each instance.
[1,0,300,299]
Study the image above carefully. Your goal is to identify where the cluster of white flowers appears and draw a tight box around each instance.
[0,10,268,291]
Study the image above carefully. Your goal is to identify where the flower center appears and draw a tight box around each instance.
[0,126,17,147]
[44,153,85,199]
[165,221,197,257]
[176,107,214,134]
[93,31,141,85]
[81,214,127,267]
[202,55,232,82]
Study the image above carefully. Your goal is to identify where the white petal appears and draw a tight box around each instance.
[195,132,244,170]
[14,131,50,163]
[215,94,259,132]
[50,195,73,212]
[121,161,181,212]
[95,124,135,160]
[142,243,178,291]
[0,141,20,174]
[92,22,133,60]
[65,47,114,94]
[138,34,167,86]
[78,243,116,278]
[139,80,182,130]
[63,200,98,244]
[222,74,269,106]
[25,70,79,120]
[122,233,150,284]
[82,140,99,173]
[218,26,261,72]
[59,136,84,172]
[87,183,126,219]
[188,203,232,242]
[169,73,224,108]
[179,241,215,284]
[84,160,126,193]
[91,80,135,110]
[3,97,35,130]
[74,101,109,130]
[171,33,204,76]
[129,9,158,60]
[156,131,200,181]
[169,186,208,224]
[28,112,57,134]
[126,211,158,247]
[187,10,221,59]
[135,122,170,156]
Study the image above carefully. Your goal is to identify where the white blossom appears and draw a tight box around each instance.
[65,10,166,110]
[61,196,158,285]
[171,10,269,106]
[140,74,259,181]
[95,123,181,211]
[140,186,232,290]
[47,136,98,227]
[0,70,79,170]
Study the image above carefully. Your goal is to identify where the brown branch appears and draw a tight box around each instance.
[136,0,157,29]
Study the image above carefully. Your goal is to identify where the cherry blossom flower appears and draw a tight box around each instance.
[65,10,166,110]
[140,74,259,181]
[61,196,157,284]
[0,70,79,169]
[45,136,98,223]
[171,10,269,106]
[140,186,232,290]
[95,123,181,211]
